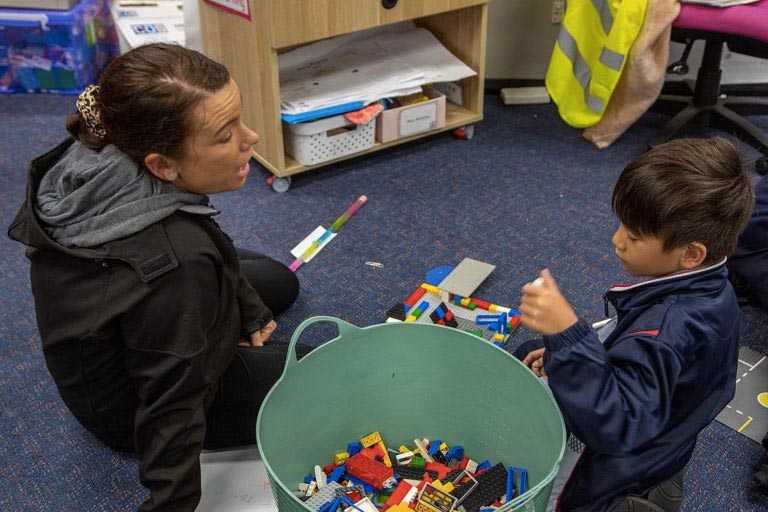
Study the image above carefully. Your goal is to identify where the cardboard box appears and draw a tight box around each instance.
[109,0,183,52]
[375,86,446,143]
[0,0,119,93]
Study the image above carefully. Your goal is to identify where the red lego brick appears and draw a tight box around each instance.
[346,453,395,489]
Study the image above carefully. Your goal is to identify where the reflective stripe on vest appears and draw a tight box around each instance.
[546,0,647,128]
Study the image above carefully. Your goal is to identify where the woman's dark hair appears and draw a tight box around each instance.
[66,43,230,163]
[612,136,755,265]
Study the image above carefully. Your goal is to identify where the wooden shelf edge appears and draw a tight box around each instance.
[257,105,483,178]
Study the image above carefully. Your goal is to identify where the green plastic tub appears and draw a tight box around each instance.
[256,317,566,511]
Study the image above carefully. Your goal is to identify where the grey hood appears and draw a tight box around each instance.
[35,142,212,248]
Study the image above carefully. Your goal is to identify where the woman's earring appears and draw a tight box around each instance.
[169,171,178,180]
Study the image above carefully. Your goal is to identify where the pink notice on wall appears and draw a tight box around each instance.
[203,0,251,20]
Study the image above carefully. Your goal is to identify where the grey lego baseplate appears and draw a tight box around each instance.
[304,481,343,510]
[436,258,496,297]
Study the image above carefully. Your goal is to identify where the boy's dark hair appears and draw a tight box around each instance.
[612,137,755,266]
[66,43,230,163]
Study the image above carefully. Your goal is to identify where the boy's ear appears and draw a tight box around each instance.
[680,242,707,269]
[144,152,180,182]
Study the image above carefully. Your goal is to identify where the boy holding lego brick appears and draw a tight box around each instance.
[517,137,755,512]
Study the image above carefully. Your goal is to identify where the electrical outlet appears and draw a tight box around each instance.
[552,0,565,24]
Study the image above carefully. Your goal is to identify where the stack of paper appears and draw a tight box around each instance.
[278,23,476,122]
[680,0,759,6]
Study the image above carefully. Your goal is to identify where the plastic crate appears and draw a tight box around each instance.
[283,112,378,166]
[0,0,118,94]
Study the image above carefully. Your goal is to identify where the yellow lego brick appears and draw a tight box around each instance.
[334,451,350,465]
[438,442,448,452]
[378,441,393,467]
[415,501,439,512]
[493,333,505,341]
[460,298,471,306]
[361,432,383,448]
[489,304,499,312]
[404,315,417,322]
[420,283,441,295]
[398,445,410,453]
[388,505,412,512]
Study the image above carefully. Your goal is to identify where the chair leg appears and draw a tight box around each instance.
[710,104,768,155]
[648,104,705,148]
[723,96,768,117]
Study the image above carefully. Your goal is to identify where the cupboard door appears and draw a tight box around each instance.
[270,0,380,48]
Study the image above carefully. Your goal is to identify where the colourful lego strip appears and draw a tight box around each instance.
[404,287,427,310]
[405,300,430,322]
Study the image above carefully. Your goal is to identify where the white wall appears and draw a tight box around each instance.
[485,0,768,84]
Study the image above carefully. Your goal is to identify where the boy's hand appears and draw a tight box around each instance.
[238,320,277,347]
[522,347,547,377]
[520,269,578,335]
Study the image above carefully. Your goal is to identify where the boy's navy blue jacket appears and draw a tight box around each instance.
[544,262,739,512]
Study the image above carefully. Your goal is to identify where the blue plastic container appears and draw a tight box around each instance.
[0,0,117,93]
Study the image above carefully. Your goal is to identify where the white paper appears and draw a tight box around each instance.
[278,25,476,115]
[290,226,337,263]
[197,447,277,512]
[110,1,185,50]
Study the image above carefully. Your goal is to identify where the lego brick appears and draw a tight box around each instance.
[437,258,496,297]
[305,481,343,509]
[452,463,507,512]
[393,466,438,481]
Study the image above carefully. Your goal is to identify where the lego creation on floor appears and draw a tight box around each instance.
[384,259,521,347]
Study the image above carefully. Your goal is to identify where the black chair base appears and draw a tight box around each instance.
[650,35,768,174]
[649,92,768,153]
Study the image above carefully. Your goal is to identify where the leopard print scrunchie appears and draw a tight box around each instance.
[76,85,106,138]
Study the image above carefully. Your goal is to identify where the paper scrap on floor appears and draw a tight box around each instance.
[198,447,276,511]
[291,226,337,263]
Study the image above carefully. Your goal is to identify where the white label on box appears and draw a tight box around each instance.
[399,102,437,137]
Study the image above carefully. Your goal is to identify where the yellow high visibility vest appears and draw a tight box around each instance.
[546,0,648,128]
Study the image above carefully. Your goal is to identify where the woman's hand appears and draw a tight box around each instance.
[519,269,578,335]
[238,320,277,347]
[522,347,547,377]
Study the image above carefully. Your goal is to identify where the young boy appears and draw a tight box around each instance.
[518,137,755,512]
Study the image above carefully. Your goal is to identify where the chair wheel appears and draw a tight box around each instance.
[266,175,292,192]
[454,125,475,140]
[756,157,768,176]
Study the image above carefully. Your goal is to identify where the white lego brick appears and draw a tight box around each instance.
[314,465,328,489]
[413,438,434,463]
[344,497,379,512]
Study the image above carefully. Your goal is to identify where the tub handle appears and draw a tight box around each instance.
[283,315,361,374]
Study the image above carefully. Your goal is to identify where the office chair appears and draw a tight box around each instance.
[650,0,768,173]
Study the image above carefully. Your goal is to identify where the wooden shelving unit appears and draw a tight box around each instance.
[198,0,489,179]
